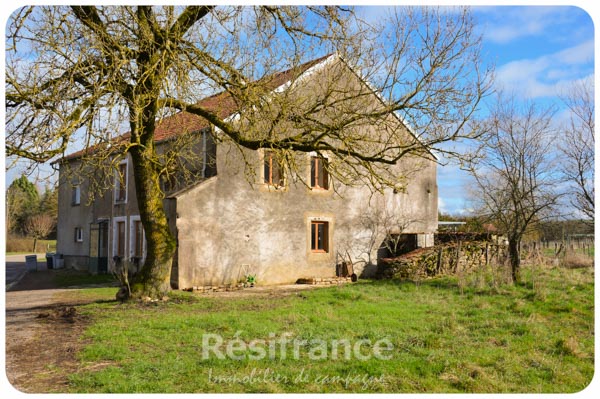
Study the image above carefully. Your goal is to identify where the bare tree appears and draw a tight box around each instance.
[359,206,419,258]
[24,213,56,253]
[468,95,561,283]
[6,6,491,299]
[559,78,594,223]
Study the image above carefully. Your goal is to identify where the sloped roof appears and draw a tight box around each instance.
[61,54,333,162]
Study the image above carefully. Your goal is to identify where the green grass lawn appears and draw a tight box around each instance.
[66,264,594,393]
[52,270,117,287]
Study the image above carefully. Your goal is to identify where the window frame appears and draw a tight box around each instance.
[311,221,330,253]
[74,227,83,243]
[129,215,146,260]
[310,156,329,190]
[114,159,128,204]
[263,150,285,188]
[112,216,127,259]
[71,183,81,206]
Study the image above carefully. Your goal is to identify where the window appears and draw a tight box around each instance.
[116,220,126,258]
[71,184,81,205]
[263,151,284,187]
[74,227,83,242]
[131,219,145,258]
[133,220,144,258]
[311,221,329,253]
[310,156,329,190]
[115,161,128,203]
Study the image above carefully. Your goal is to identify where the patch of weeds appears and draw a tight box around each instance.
[430,316,457,334]
[331,288,363,301]
[165,291,199,303]
[399,336,428,352]
[505,322,529,337]
[554,337,584,358]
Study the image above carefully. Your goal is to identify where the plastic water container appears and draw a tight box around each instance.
[46,252,55,269]
[25,255,38,272]
[54,254,65,269]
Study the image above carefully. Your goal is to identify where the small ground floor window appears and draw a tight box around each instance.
[74,227,83,242]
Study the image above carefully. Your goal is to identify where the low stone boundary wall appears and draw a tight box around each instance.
[183,284,244,293]
[377,241,505,280]
[296,277,353,285]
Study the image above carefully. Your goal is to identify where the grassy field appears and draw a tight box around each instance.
[542,248,595,258]
[6,238,57,254]
[65,264,593,393]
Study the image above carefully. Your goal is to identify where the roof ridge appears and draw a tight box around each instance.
[60,54,334,162]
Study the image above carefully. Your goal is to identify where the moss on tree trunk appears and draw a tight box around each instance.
[126,126,177,300]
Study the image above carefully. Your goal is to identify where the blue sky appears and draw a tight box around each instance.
[3,3,596,213]
[438,5,594,215]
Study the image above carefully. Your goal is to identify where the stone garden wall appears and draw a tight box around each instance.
[377,240,505,280]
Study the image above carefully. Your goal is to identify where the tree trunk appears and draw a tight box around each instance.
[120,23,189,299]
[125,46,177,299]
[508,238,521,284]
[126,90,176,299]
[130,146,176,298]
[128,147,177,299]
[32,237,37,253]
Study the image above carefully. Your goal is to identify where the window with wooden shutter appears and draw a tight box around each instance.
[311,221,329,253]
[310,156,329,190]
[264,151,284,187]
[115,162,127,203]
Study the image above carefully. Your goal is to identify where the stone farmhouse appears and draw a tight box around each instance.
[56,54,438,289]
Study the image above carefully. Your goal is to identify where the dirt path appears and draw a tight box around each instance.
[5,272,108,393]
[5,271,346,392]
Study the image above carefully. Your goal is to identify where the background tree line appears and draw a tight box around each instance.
[6,175,58,252]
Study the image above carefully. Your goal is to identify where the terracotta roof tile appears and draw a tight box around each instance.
[61,54,332,162]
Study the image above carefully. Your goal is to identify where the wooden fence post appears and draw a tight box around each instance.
[485,242,489,266]
[455,240,461,273]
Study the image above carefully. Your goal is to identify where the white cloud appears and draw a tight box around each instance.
[476,6,589,45]
[556,40,595,65]
[482,7,554,44]
[495,40,594,99]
